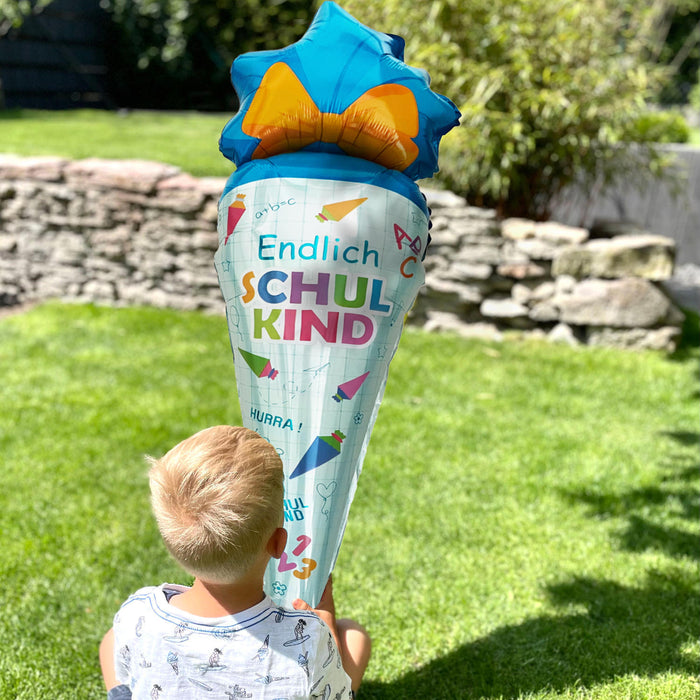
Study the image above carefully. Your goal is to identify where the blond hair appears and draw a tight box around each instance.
[148,426,283,584]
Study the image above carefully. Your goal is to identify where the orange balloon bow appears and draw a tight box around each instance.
[242,62,420,171]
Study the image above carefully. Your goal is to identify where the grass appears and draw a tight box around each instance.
[2,109,699,179]
[0,109,234,177]
[0,302,698,699]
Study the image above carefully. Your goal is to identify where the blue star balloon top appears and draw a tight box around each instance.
[219,1,461,182]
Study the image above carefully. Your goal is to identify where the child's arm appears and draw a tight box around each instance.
[99,628,118,689]
[99,628,132,699]
[293,577,371,694]
[293,576,340,647]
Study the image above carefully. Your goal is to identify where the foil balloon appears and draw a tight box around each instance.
[219,0,460,181]
[215,1,460,607]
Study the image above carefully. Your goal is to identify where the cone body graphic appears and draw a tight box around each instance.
[212,0,461,608]
[215,152,428,606]
[316,197,367,222]
[333,371,370,402]
[290,431,345,479]
[239,348,278,379]
[225,194,246,242]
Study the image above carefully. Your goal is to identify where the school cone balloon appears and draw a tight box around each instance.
[215,153,430,605]
[215,1,459,606]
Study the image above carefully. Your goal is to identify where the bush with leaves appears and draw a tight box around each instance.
[0,0,52,36]
[633,110,691,143]
[691,70,700,108]
[655,2,700,104]
[341,0,690,220]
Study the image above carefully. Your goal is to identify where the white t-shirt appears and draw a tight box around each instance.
[113,584,352,699]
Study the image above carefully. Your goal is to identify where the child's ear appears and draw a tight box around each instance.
[266,527,288,559]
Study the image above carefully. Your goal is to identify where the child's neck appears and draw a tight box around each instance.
[169,576,266,618]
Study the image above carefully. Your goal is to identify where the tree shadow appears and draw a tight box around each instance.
[361,573,698,699]
[620,515,699,560]
[0,108,25,120]
[670,307,700,362]
[567,430,699,563]
[361,431,699,699]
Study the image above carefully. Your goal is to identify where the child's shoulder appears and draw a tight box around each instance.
[115,583,186,619]
[124,583,187,601]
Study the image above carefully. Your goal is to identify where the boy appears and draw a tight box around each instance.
[100,425,371,699]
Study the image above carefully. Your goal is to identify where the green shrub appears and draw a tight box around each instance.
[341,0,675,220]
[690,71,700,109]
[633,111,691,144]
[0,0,52,35]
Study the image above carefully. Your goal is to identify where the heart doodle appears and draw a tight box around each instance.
[316,482,337,500]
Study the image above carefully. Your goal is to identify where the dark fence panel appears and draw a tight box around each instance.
[0,0,113,109]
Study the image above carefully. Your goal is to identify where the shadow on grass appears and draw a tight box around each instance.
[361,573,698,699]
[0,108,32,120]
[570,430,699,563]
[670,308,700,363]
[362,433,699,699]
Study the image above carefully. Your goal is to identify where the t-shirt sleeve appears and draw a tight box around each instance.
[309,622,353,699]
[111,587,156,687]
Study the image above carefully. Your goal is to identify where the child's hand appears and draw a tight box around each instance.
[293,576,371,693]
[293,576,338,642]
[316,575,336,618]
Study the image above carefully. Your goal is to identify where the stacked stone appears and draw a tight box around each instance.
[415,189,683,351]
[0,155,226,312]
[0,156,685,350]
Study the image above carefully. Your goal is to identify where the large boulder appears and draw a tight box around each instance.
[552,234,675,281]
[587,326,681,352]
[555,278,681,328]
[501,218,588,245]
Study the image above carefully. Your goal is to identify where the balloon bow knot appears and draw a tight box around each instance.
[242,62,420,172]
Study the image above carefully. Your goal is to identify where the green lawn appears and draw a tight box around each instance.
[0,109,234,177]
[0,302,697,699]
[2,109,699,180]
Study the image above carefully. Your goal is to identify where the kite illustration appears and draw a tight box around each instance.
[214,1,459,605]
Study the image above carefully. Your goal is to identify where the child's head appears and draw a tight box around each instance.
[148,426,284,584]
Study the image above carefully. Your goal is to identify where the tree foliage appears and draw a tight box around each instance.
[656,4,700,103]
[341,0,693,219]
[691,73,700,108]
[0,0,52,36]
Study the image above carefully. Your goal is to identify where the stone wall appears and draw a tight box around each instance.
[417,190,683,350]
[0,155,683,350]
[0,156,224,312]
